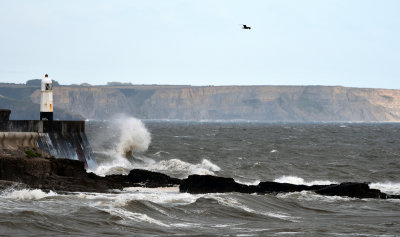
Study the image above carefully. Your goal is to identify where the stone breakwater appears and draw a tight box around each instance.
[0,156,399,200]
[0,120,96,169]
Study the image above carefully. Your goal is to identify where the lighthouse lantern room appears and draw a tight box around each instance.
[40,74,54,121]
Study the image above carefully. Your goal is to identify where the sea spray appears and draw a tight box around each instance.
[131,158,221,179]
[111,115,151,156]
[90,115,151,175]
[3,189,57,200]
[90,115,221,178]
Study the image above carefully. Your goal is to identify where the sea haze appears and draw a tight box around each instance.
[1,121,400,236]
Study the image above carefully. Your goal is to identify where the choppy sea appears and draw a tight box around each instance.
[1,118,400,236]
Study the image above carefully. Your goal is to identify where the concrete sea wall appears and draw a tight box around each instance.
[0,132,38,149]
[0,120,97,169]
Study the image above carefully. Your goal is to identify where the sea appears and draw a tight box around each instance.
[1,117,400,236]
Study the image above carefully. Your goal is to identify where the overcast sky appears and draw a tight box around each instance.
[1,0,399,88]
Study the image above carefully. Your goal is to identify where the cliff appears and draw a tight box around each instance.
[0,85,83,120]
[3,84,400,122]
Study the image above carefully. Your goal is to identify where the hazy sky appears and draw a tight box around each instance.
[1,0,399,88]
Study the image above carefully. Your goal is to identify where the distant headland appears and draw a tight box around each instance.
[1,81,400,122]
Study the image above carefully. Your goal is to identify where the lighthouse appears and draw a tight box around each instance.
[40,74,53,121]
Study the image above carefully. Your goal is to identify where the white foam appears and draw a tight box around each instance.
[106,208,169,227]
[75,187,198,207]
[3,189,57,200]
[89,115,152,176]
[153,158,220,177]
[75,187,202,227]
[234,179,261,186]
[274,232,304,235]
[112,116,151,154]
[274,176,337,186]
[92,155,221,178]
[277,191,354,202]
[270,149,278,153]
[89,115,221,178]
[91,158,134,176]
[369,182,400,195]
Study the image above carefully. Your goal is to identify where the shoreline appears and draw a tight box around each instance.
[1,150,399,200]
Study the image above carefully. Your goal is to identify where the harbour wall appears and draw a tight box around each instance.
[0,120,97,169]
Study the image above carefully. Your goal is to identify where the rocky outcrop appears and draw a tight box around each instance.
[180,175,400,199]
[0,156,181,192]
[1,156,399,199]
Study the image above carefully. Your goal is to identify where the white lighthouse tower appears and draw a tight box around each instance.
[40,74,54,121]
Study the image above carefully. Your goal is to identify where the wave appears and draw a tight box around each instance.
[277,191,355,202]
[109,115,151,156]
[92,155,221,178]
[274,176,400,195]
[209,195,300,222]
[274,176,337,186]
[105,208,169,227]
[89,115,221,178]
[369,182,400,195]
[2,189,57,200]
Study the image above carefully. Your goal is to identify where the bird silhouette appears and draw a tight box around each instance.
[242,24,251,30]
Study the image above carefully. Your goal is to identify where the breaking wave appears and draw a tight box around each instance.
[274,176,337,186]
[274,177,400,195]
[2,189,57,200]
[89,116,220,178]
[111,115,151,156]
[94,157,220,178]
[89,115,151,175]
[369,182,400,195]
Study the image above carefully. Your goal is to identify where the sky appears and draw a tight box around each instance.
[0,0,399,89]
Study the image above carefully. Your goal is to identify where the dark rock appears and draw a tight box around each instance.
[315,182,388,199]
[258,181,312,193]
[1,155,398,200]
[0,109,11,121]
[179,175,255,194]
[180,175,398,200]
[0,156,180,193]
[387,195,400,199]
[0,180,26,190]
[127,169,181,187]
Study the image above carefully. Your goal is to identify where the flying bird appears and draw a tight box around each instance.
[242,24,251,30]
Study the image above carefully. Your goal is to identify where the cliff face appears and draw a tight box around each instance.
[5,84,400,122]
[0,86,83,120]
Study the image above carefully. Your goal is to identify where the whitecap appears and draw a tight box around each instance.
[3,189,57,200]
[369,182,400,195]
[277,191,354,202]
[274,176,337,186]
[106,208,169,227]
[234,179,261,186]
